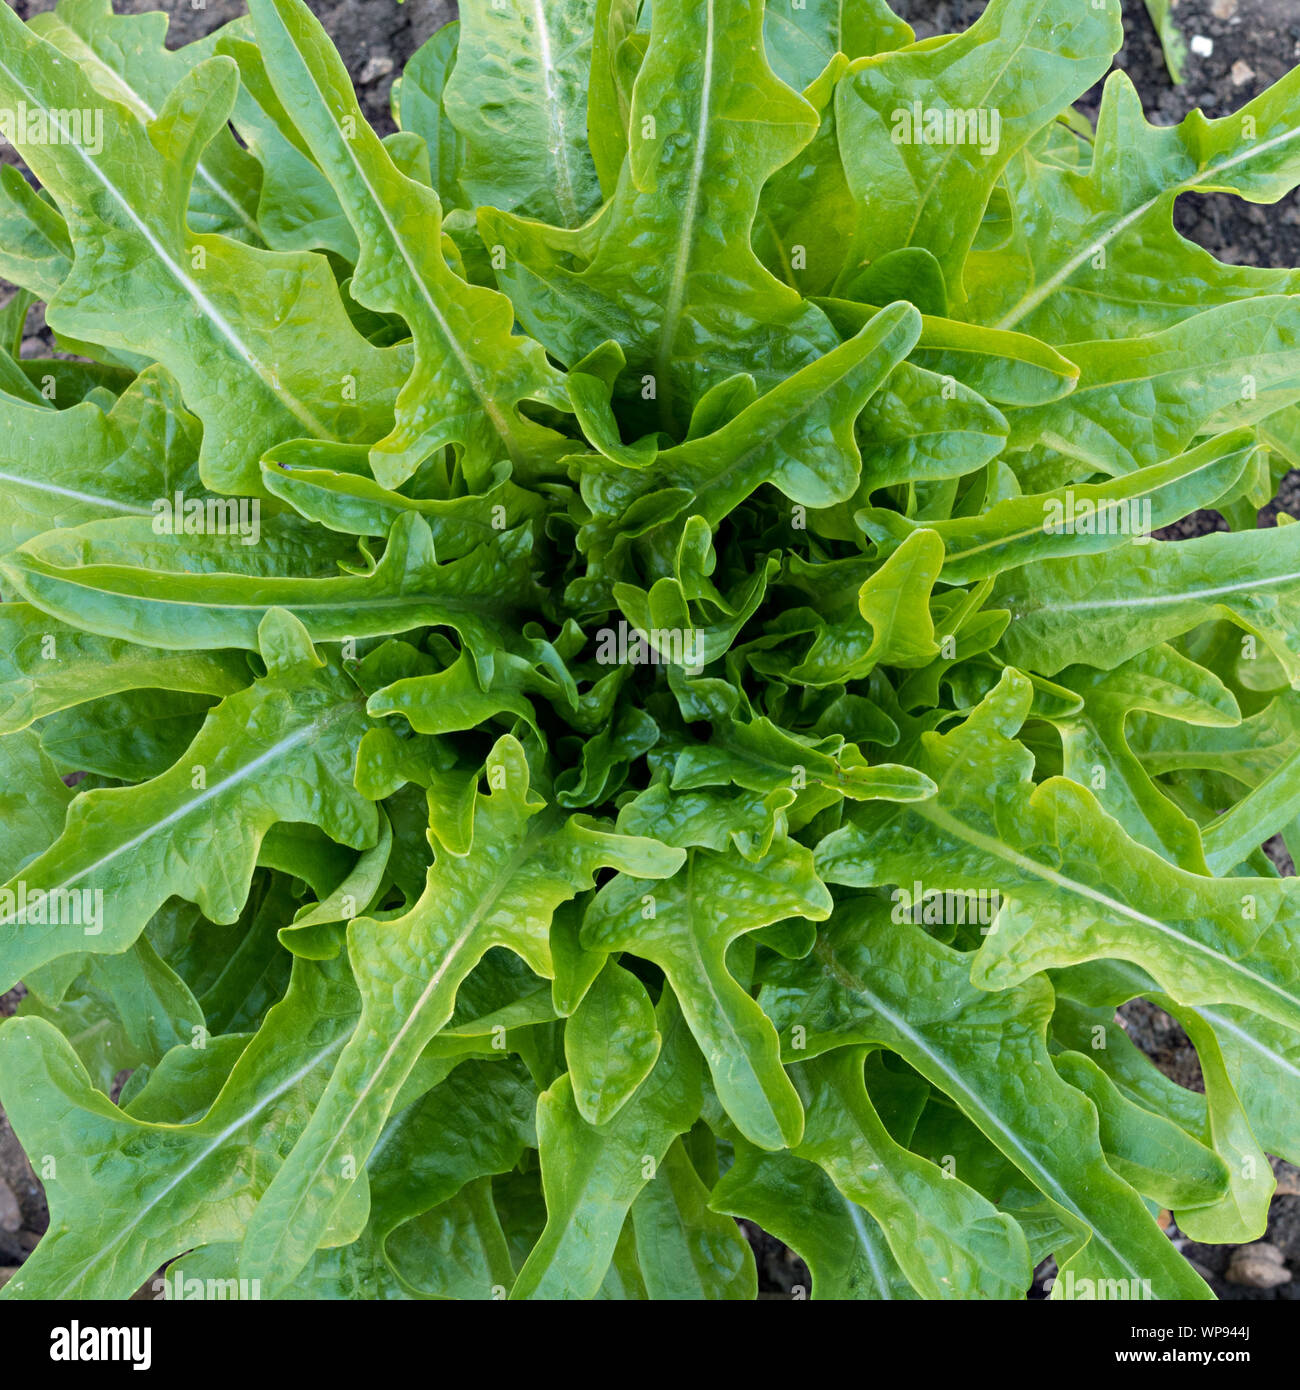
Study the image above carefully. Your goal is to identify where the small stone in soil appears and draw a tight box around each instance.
[1231,59,1256,85]
[1225,1242,1291,1288]
[359,54,394,84]
[1273,1160,1300,1197]
[0,1178,20,1233]
[1191,34,1215,56]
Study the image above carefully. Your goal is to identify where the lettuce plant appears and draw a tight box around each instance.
[2,0,1300,1302]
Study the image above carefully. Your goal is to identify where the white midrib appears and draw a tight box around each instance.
[995,120,1300,332]
[530,0,579,228]
[56,1029,349,1296]
[680,854,781,1132]
[840,1191,897,1298]
[1198,1006,1300,1082]
[270,23,521,461]
[762,8,833,73]
[654,0,714,425]
[1203,744,1300,871]
[1039,566,1300,614]
[1066,306,1300,393]
[944,448,1238,566]
[685,333,901,517]
[0,55,331,440]
[252,817,557,1261]
[17,719,322,897]
[18,554,510,616]
[707,729,897,801]
[818,943,1139,1277]
[1092,964,1300,1082]
[59,39,262,241]
[921,802,1300,1023]
[0,468,154,516]
[903,0,1041,250]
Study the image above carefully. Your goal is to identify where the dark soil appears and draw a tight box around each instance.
[895,0,1300,1303]
[2,0,1300,1302]
[893,0,1300,270]
[10,0,455,134]
[0,986,45,1288]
